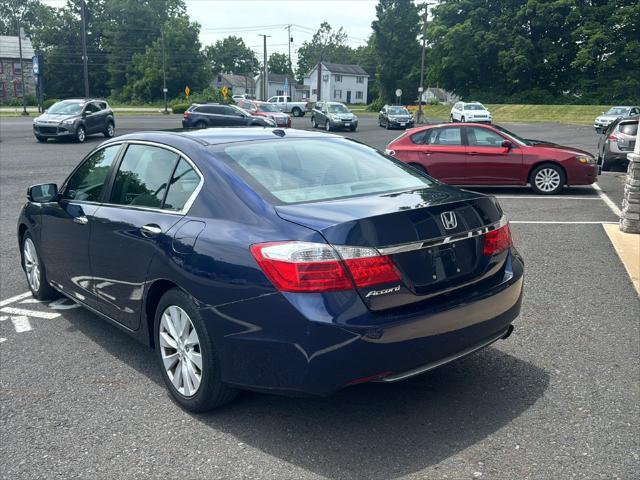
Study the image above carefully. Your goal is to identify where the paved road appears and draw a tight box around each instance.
[0,115,637,479]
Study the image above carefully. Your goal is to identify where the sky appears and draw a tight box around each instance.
[41,0,379,65]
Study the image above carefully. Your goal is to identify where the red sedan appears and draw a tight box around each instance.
[386,123,599,194]
[237,100,292,128]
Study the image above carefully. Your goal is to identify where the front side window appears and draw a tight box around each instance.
[221,139,433,204]
[64,145,121,202]
[110,145,179,208]
[426,127,463,146]
[466,127,505,147]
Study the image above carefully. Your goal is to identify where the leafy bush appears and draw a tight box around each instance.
[43,98,59,110]
[170,103,190,114]
[366,98,386,112]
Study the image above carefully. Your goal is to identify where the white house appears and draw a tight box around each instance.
[304,63,369,104]
[254,72,308,101]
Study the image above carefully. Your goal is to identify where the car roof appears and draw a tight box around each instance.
[109,128,341,147]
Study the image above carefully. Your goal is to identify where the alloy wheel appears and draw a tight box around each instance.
[534,168,561,193]
[325,121,331,132]
[106,123,115,137]
[77,126,86,142]
[159,305,203,397]
[23,238,41,292]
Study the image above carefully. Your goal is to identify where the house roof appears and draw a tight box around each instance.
[216,73,255,89]
[321,63,368,76]
[265,72,295,84]
[0,35,35,59]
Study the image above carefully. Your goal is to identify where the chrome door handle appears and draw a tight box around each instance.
[73,216,88,225]
[141,224,162,236]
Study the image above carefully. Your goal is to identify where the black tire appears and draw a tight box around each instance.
[292,107,302,117]
[35,135,47,143]
[385,120,390,130]
[21,232,60,301]
[312,116,318,128]
[195,121,207,129]
[350,126,357,132]
[449,115,454,123]
[601,155,611,172]
[154,288,239,412]
[103,121,115,138]
[325,121,331,132]
[461,116,466,123]
[529,163,565,195]
[75,125,86,143]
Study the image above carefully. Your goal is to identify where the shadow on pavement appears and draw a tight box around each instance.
[65,308,549,480]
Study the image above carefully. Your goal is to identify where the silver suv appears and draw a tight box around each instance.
[597,116,638,171]
[594,106,639,133]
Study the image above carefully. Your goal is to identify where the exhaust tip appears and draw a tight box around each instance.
[501,324,514,340]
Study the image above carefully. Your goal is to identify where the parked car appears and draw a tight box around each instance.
[597,117,638,171]
[32,98,115,143]
[232,94,253,102]
[181,103,275,128]
[450,102,492,123]
[237,99,292,128]
[378,105,414,129]
[266,95,308,117]
[593,106,640,133]
[386,123,598,194]
[19,128,523,412]
[311,102,358,131]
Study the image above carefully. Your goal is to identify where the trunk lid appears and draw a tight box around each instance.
[276,186,507,310]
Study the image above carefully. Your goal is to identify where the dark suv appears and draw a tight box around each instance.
[182,104,275,128]
[33,99,115,143]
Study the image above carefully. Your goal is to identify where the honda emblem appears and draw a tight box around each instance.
[441,211,458,230]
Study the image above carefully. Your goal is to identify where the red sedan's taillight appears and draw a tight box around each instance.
[250,241,400,292]
[483,224,512,256]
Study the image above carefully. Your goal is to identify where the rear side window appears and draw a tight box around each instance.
[426,127,462,145]
[163,159,200,211]
[110,145,179,208]
[620,122,638,136]
[64,145,120,201]
[220,139,433,204]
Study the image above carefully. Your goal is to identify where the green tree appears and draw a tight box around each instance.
[127,16,209,103]
[267,52,292,75]
[204,36,259,75]
[295,22,355,81]
[372,0,421,102]
[352,34,378,102]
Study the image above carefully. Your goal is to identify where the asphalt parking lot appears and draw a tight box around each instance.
[0,114,638,479]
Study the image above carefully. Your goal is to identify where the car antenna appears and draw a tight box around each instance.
[272,129,286,137]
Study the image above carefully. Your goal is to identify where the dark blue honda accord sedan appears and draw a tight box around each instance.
[18,128,524,412]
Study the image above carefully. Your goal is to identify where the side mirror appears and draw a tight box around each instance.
[28,183,58,202]
[501,140,513,149]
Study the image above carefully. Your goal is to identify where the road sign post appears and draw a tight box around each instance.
[395,88,402,106]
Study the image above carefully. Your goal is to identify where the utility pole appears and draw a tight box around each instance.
[80,0,90,99]
[286,24,292,99]
[417,3,430,124]
[16,19,28,115]
[161,27,168,114]
[258,34,270,100]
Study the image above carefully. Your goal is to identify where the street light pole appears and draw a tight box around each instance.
[259,34,270,100]
[161,27,168,114]
[17,19,28,116]
[417,3,430,124]
[80,0,90,99]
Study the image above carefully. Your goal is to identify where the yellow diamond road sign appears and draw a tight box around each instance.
[184,85,190,97]
[222,86,229,99]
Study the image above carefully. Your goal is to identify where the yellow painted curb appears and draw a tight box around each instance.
[603,224,640,295]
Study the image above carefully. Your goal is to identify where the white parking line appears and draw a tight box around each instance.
[592,183,622,217]
[496,196,602,200]
[11,316,32,333]
[0,292,32,308]
[0,306,60,319]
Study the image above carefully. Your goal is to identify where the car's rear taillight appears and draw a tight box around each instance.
[607,133,619,142]
[250,241,400,292]
[483,224,512,256]
[183,111,192,119]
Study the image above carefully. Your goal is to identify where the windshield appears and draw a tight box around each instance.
[258,103,280,112]
[388,107,409,115]
[220,139,433,205]
[492,125,532,146]
[606,107,629,115]
[327,104,350,114]
[464,104,485,111]
[48,101,84,115]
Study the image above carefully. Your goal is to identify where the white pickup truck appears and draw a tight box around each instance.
[266,96,309,117]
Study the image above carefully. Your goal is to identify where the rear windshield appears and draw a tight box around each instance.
[619,122,638,136]
[219,139,433,204]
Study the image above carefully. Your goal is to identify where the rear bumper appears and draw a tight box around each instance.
[212,250,524,396]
